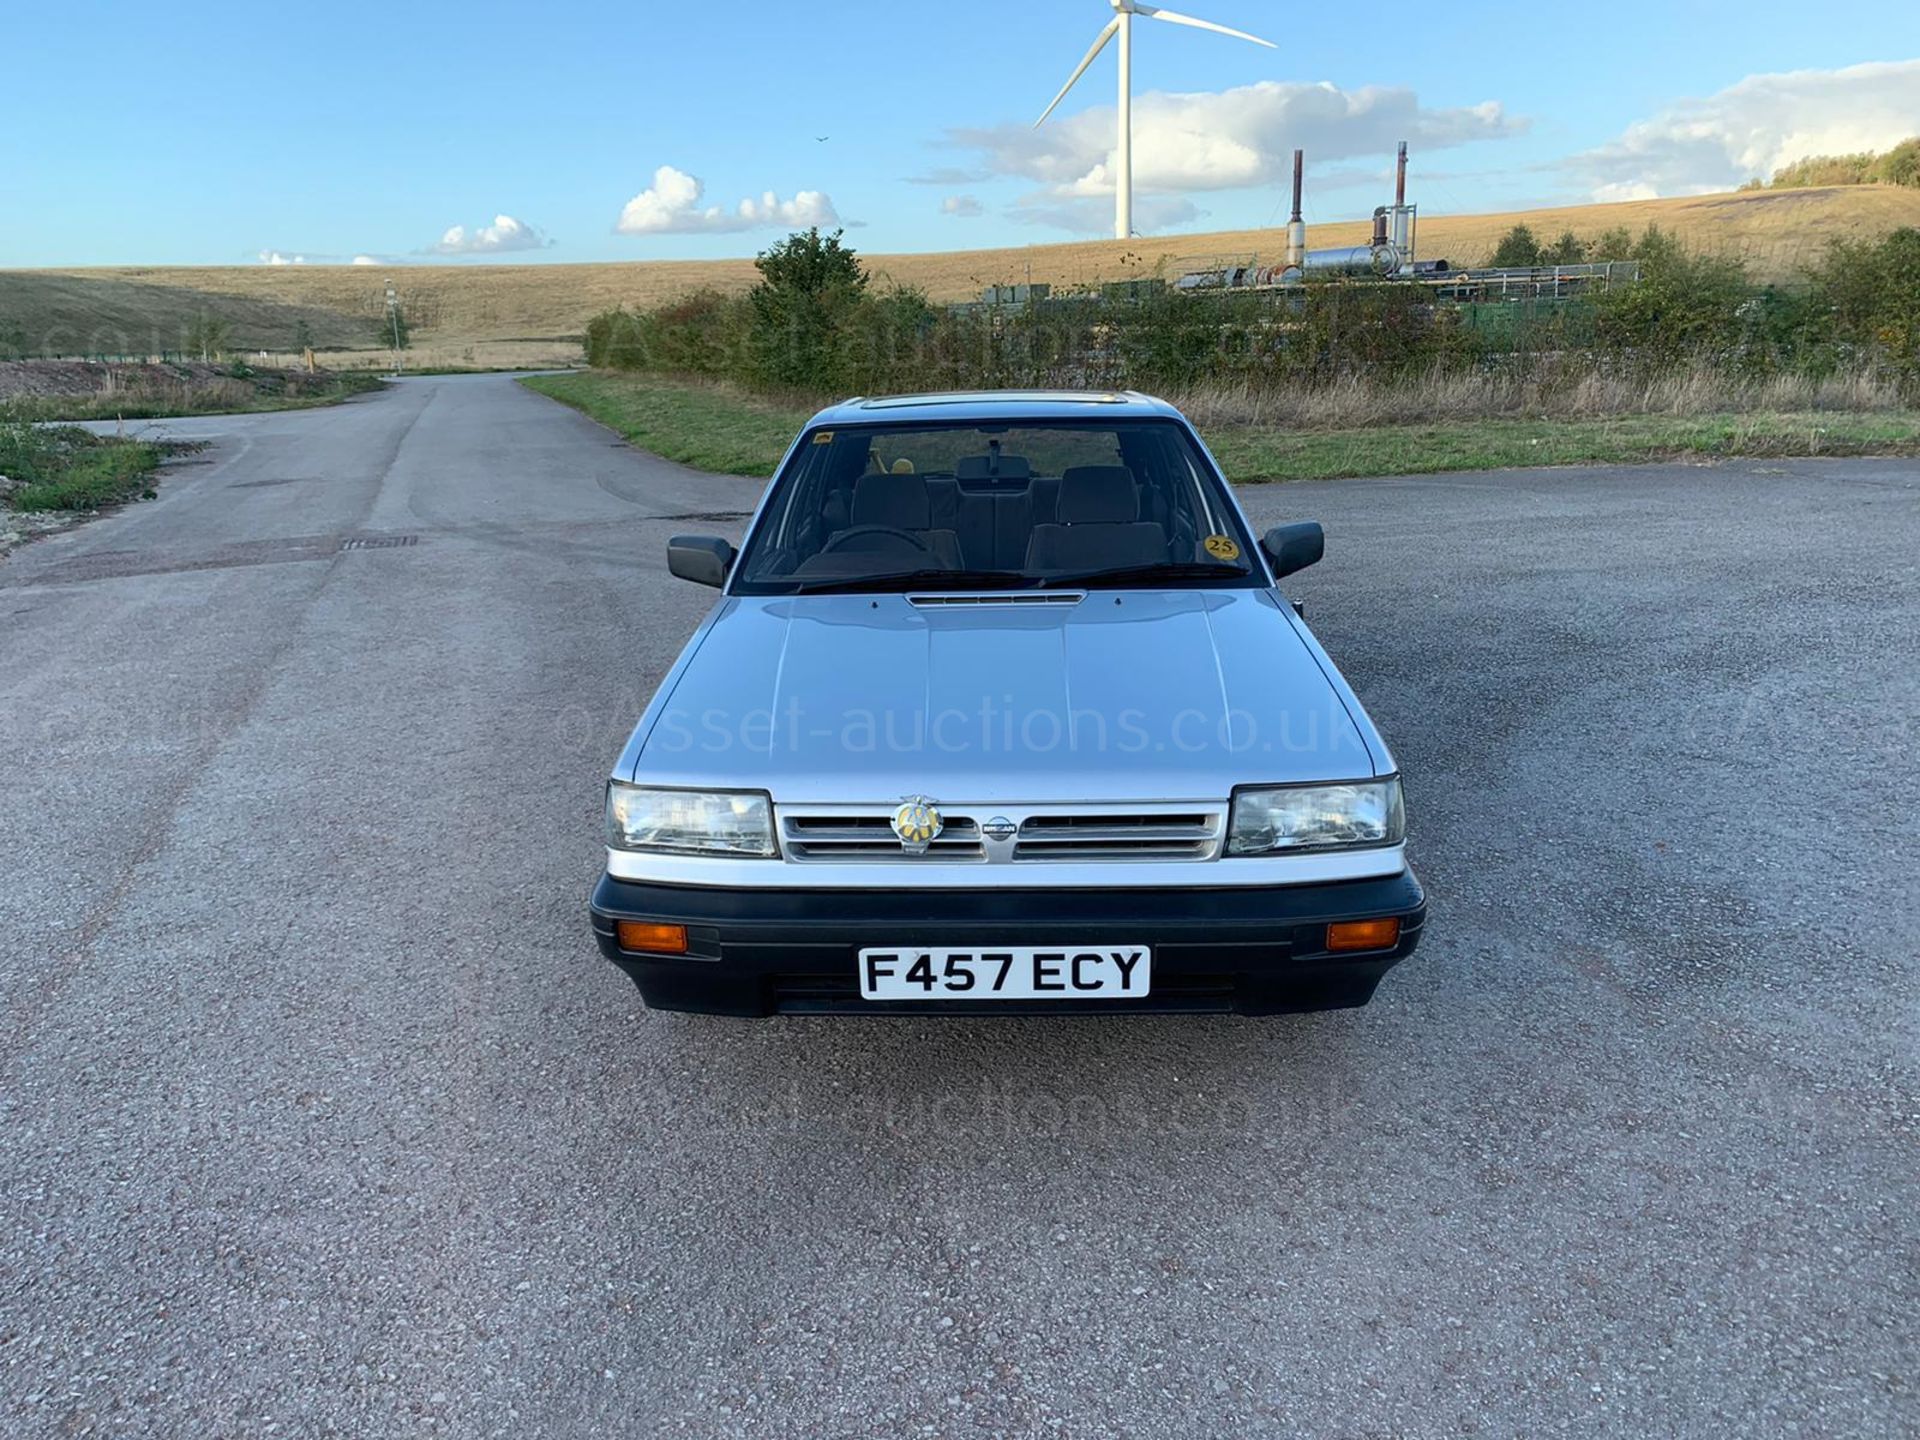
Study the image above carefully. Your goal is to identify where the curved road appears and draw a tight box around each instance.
[2,375,1914,1437]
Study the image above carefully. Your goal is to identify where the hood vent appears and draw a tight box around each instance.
[907,591,1083,607]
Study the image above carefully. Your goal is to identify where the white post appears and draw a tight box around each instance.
[1114,8,1133,239]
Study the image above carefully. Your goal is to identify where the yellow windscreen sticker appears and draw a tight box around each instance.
[812,430,834,444]
[1203,534,1241,560]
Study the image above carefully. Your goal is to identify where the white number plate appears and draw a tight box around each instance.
[857,946,1151,1001]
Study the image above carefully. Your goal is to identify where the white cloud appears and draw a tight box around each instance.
[429,213,550,255]
[615,165,842,235]
[946,79,1520,232]
[258,250,307,265]
[940,194,984,218]
[1569,59,1920,198]
[351,255,379,266]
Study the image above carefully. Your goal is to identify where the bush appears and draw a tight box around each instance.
[0,414,63,483]
[373,302,410,351]
[183,312,231,361]
[654,290,751,378]
[573,221,1920,409]
[1544,231,1586,265]
[583,307,650,370]
[1489,224,1543,268]
[1593,227,1752,361]
[1591,227,1636,261]
[1807,227,1920,388]
[747,227,869,389]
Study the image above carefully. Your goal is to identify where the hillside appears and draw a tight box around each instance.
[5,185,1917,364]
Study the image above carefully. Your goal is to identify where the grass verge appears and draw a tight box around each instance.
[520,371,812,475]
[2,423,164,513]
[5,372,385,423]
[523,370,1920,482]
[1208,412,1920,481]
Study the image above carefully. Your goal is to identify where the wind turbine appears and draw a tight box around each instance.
[1034,0,1274,240]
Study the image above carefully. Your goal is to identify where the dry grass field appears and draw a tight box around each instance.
[5,185,1917,359]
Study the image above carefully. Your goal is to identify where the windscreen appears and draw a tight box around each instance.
[732,420,1260,593]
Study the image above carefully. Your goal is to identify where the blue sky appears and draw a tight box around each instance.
[4,0,1918,267]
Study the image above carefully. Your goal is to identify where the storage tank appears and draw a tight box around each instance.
[1299,245,1403,276]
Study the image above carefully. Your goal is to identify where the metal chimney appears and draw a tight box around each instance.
[1390,140,1413,264]
[1286,148,1305,272]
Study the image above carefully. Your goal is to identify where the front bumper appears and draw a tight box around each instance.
[588,868,1426,1016]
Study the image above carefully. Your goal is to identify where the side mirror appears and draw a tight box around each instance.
[668,534,734,588]
[1261,521,1324,579]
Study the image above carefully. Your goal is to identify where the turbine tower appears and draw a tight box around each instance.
[1034,0,1274,240]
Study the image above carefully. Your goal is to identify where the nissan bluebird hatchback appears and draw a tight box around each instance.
[590,391,1425,1014]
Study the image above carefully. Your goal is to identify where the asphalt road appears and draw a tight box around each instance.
[2,375,1914,1439]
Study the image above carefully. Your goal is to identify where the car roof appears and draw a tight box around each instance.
[805,390,1184,427]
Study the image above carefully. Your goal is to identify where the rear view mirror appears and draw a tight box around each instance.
[1261,521,1324,579]
[667,534,734,588]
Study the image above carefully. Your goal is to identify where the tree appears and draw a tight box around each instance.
[1594,226,1751,360]
[291,319,314,352]
[1808,227,1920,386]
[374,303,410,351]
[1543,230,1586,265]
[1590,227,1636,261]
[184,311,232,361]
[747,227,868,387]
[1871,138,1920,189]
[1489,224,1543,268]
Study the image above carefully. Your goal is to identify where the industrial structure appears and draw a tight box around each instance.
[1174,140,1635,301]
[958,140,1639,317]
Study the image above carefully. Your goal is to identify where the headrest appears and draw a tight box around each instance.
[954,454,1032,481]
[1058,465,1138,524]
[851,471,931,529]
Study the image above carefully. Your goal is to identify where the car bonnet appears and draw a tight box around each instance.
[624,589,1378,804]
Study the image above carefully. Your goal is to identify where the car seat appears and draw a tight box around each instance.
[1023,465,1167,571]
[830,471,964,567]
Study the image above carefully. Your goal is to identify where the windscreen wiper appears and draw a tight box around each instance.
[787,568,1038,595]
[1042,561,1248,589]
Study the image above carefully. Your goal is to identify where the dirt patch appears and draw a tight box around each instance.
[0,358,232,400]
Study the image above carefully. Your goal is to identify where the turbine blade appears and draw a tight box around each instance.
[1134,3,1276,47]
[1033,17,1122,127]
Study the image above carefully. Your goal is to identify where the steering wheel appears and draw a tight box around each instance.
[821,525,934,555]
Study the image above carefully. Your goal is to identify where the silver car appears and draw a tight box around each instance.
[591,391,1425,1014]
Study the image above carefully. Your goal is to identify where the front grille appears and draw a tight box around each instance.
[1013,811,1222,862]
[776,804,1222,864]
[782,812,985,862]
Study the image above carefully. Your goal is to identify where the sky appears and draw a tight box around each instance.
[3,0,1918,268]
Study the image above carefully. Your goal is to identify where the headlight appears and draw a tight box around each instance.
[1225,778,1404,856]
[605,783,777,857]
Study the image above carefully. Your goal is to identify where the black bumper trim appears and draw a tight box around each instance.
[589,869,1426,1017]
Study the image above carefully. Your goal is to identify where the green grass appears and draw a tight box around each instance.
[520,371,812,475]
[1,423,163,512]
[523,370,1920,482]
[1208,412,1920,481]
